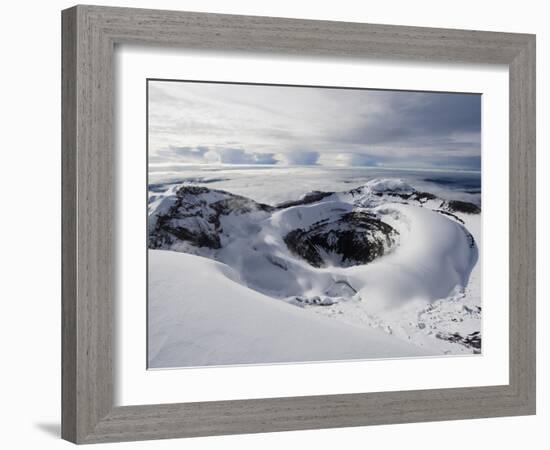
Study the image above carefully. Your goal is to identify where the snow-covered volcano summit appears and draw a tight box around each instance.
[148,177,482,366]
[149,178,479,303]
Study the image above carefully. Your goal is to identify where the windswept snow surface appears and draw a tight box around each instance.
[148,250,434,368]
[148,169,482,367]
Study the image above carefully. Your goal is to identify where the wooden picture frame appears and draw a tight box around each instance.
[62,5,536,444]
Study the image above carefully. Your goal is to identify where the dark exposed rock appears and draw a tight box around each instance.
[464,230,476,249]
[149,186,273,250]
[464,331,482,349]
[442,200,481,214]
[370,190,438,205]
[159,221,221,249]
[434,209,465,224]
[283,211,398,268]
[276,191,333,209]
[410,191,437,202]
[436,331,481,352]
[373,191,412,200]
[291,295,338,306]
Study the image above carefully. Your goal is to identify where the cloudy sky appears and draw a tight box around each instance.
[148,80,481,170]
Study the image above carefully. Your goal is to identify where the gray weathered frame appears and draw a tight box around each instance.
[61,4,536,444]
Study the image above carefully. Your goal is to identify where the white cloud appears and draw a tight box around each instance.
[204,148,278,165]
[148,81,481,170]
[278,151,319,166]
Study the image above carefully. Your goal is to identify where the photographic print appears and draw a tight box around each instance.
[147,80,482,369]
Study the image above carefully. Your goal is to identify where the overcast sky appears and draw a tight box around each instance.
[148,80,481,170]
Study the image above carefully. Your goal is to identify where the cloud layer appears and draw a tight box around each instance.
[148,81,481,170]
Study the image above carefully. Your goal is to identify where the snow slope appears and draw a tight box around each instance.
[341,202,477,311]
[148,250,433,368]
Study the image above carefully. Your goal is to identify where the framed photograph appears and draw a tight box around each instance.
[62,5,536,444]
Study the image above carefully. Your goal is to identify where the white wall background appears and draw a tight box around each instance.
[0,1,546,448]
